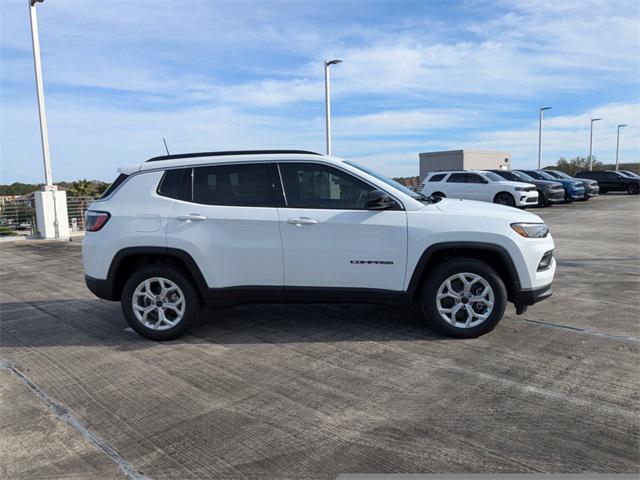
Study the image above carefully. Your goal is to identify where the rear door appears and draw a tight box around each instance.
[165,163,284,289]
[444,173,467,199]
[276,162,408,292]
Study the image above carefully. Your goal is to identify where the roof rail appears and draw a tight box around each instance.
[145,149,322,163]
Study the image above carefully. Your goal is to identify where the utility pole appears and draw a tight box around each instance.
[537,107,552,169]
[588,118,601,171]
[324,59,342,155]
[615,124,628,171]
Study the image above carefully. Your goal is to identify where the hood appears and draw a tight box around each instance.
[550,177,583,187]
[434,198,542,222]
[495,180,536,189]
[533,179,563,188]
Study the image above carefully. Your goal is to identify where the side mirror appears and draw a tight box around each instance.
[365,190,395,210]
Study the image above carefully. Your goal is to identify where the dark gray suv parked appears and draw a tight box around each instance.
[575,170,640,195]
[488,169,564,207]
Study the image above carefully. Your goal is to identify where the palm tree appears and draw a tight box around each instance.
[68,180,94,228]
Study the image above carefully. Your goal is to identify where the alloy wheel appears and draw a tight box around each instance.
[132,277,185,331]
[436,272,494,328]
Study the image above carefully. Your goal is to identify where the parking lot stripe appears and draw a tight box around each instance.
[0,359,150,480]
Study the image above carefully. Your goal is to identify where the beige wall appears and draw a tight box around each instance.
[419,150,512,180]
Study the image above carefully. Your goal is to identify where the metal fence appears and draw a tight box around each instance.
[0,198,37,237]
[67,196,98,231]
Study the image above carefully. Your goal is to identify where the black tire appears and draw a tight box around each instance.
[537,191,550,207]
[121,264,201,341]
[432,191,446,198]
[627,184,639,195]
[420,258,507,338]
[493,192,516,207]
[599,189,607,194]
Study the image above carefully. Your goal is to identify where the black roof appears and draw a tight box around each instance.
[145,149,321,163]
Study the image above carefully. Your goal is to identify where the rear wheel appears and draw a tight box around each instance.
[121,265,201,341]
[627,184,639,195]
[420,258,507,338]
[494,192,515,207]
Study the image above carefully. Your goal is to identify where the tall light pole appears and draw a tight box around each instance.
[537,106,552,169]
[615,124,628,171]
[324,59,342,156]
[588,117,601,171]
[29,0,54,189]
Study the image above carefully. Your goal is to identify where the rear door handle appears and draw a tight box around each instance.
[287,217,318,226]
[177,214,208,222]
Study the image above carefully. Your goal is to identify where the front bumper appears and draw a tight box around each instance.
[584,185,599,198]
[566,188,585,200]
[543,189,565,203]
[515,191,539,207]
[513,284,553,314]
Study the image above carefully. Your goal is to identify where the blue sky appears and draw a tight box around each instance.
[1,0,639,183]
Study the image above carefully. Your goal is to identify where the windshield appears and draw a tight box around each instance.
[620,171,639,178]
[344,160,427,200]
[482,171,506,182]
[510,170,535,182]
[547,170,572,179]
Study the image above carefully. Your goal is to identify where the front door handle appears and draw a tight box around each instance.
[287,217,318,226]
[177,214,208,222]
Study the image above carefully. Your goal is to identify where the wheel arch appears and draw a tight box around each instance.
[105,247,208,301]
[493,191,515,203]
[407,242,521,302]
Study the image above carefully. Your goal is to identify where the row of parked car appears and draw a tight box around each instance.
[420,168,640,208]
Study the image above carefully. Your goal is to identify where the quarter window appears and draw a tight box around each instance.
[192,163,276,207]
[279,163,376,209]
[158,168,191,201]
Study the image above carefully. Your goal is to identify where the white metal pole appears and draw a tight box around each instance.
[615,126,620,171]
[324,61,332,156]
[588,121,593,171]
[29,0,54,188]
[615,124,627,171]
[538,109,543,170]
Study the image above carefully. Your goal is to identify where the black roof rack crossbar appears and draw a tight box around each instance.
[145,149,321,163]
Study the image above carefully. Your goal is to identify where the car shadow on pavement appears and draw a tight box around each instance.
[0,299,449,350]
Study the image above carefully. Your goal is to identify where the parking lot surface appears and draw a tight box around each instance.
[1,194,639,479]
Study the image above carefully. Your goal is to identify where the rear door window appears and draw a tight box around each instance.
[192,163,279,207]
[446,173,466,183]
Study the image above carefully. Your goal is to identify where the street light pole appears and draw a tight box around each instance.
[588,118,601,171]
[29,0,54,188]
[324,59,342,156]
[538,106,552,169]
[615,124,628,171]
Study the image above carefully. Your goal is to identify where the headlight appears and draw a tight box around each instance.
[573,182,584,188]
[511,222,549,238]
[515,187,527,191]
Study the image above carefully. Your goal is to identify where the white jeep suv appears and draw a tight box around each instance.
[421,170,539,207]
[83,150,555,341]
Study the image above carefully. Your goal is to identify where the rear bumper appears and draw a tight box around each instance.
[85,275,118,301]
[513,284,553,314]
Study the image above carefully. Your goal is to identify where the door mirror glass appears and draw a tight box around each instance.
[365,190,395,210]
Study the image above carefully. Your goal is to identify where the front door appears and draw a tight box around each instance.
[276,162,407,292]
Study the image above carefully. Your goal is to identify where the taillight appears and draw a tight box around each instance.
[85,211,110,232]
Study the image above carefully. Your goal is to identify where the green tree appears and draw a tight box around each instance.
[68,179,94,197]
[553,156,603,176]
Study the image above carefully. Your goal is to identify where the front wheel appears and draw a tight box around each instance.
[494,192,515,207]
[420,258,507,338]
[121,265,201,341]
[627,184,639,195]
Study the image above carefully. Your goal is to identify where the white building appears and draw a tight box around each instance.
[419,150,511,181]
